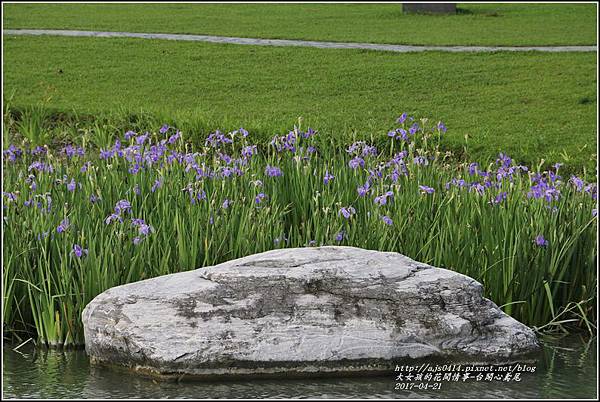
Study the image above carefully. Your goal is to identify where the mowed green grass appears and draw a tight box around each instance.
[2,3,597,46]
[3,35,597,173]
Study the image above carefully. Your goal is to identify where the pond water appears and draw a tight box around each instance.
[3,335,597,399]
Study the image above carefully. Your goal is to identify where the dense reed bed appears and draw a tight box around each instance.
[2,115,597,347]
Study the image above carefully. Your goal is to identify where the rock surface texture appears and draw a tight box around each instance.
[82,246,539,379]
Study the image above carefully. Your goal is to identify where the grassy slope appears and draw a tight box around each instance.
[2,3,597,46]
[3,35,597,173]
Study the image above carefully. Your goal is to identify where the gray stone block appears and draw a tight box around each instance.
[403,3,457,14]
[82,246,539,380]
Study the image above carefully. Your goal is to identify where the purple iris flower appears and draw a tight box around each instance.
[584,184,597,200]
[205,130,233,147]
[167,132,180,144]
[491,192,508,205]
[349,157,365,169]
[189,189,207,205]
[57,218,70,233]
[151,179,163,193]
[409,123,419,135]
[31,146,47,156]
[28,161,53,173]
[71,244,88,258]
[222,199,231,209]
[130,218,153,238]
[3,144,23,162]
[80,162,92,173]
[105,213,123,225]
[346,142,361,154]
[534,235,548,247]
[570,175,584,191]
[241,145,257,158]
[63,145,74,158]
[374,191,394,206]
[131,218,145,226]
[381,215,393,226]
[368,168,383,181]
[528,176,561,203]
[99,148,115,160]
[324,171,335,184]
[413,156,428,166]
[362,145,378,157]
[265,165,283,177]
[136,134,149,145]
[357,182,370,197]
[547,171,561,184]
[138,224,153,236]
[45,196,52,213]
[390,166,406,183]
[339,206,356,219]
[303,127,316,138]
[220,167,234,178]
[3,192,17,202]
[395,128,409,141]
[496,153,512,168]
[470,183,486,196]
[445,178,466,189]
[159,124,170,134]
[419,185,435,194]
[114,200,132,214]
[219,153,232,165]
[63,144,85,159]
[397,113,407,124]
[128,164,141,175]
[335,231,346,242]
[255,193,266,204]
[66,178,76,192]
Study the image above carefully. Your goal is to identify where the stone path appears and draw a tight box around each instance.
[4,29,597,53]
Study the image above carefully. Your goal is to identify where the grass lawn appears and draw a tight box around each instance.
[3,35,597,174]
[2,3,597,47]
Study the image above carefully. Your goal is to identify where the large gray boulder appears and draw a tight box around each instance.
[82,246,539,379]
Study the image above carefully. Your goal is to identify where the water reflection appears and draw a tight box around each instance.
[3,335,597,399]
